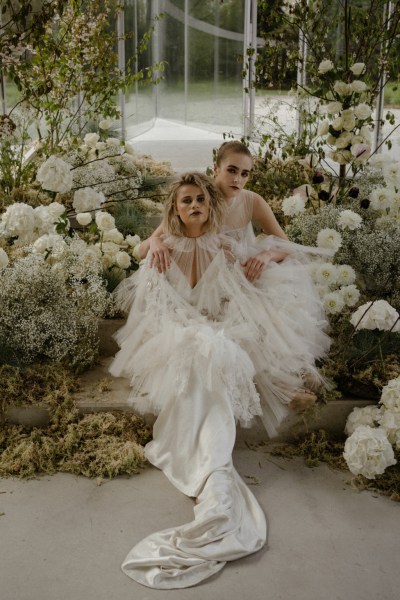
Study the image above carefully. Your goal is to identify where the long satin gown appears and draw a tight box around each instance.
[109,208,331,588]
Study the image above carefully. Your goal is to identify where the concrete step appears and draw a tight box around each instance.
[4,356,375,443]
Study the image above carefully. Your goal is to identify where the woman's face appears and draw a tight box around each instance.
[214,152,253,200]
[175,184,210,236]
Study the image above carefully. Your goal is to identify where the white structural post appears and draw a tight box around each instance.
[184,0,189,124]
[117,0,126,140]
[243,0,257,138]
[374,1,393,152]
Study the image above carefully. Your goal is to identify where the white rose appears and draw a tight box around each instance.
[47,202,65,220]
[76,212,93,226]
[354,102,372,120]
[380,377,400,411]
[350,300,400,332]
[325,101,342,114]
[281,194,306,217]
[73,187,105,213]
[106,137,121,148]
[337,209,363,230]
[125,234,141,247]
[0,247,9,268]
[350,80,367,93]
[332,116,343,131]
[335,131,352,149]
[326,134,338,146]
[99,119,112,130]
[323,291,345,314]
[95,142,107,151]
[317,120,330,136]
[36,156,73,193]
[339,284,360,307]
[115,251,131,269]
[343,425,396,479]
[315,261,338,285]
[345,405,381,436]
[333,80,352,96]
[327,150,352,165]
[336,264,356,285]
[84,132,100,147]
[341,111,357,131]
[103,228,124,244]
[97,241,120,256]
[316,228,342,252]
[318,59,334,74]
[350,62,366,76]
[101,254,115,269]
[95,211,115,231]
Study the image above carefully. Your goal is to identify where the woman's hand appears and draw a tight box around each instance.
[241,250,287,282]
[149,237,171,273]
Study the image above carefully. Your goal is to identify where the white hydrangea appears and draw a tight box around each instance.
[318,59,334,74]
[103,228,124,244]
[350,62,366,76]
[32,233,67,256]
[377,410,400,445]
[34,203,66,236]
[339,284,360,306]
[323,290,345,314]
[95,211,115,232]
[354,103,372,120]
[36,156,73,193]
[336,264,356,285]
[0,247,9,269]
[315,262,337,286]
[115,251,131,269]
[281,194,306,216]
[379,377,400,411]
[76,212,93,226]
[316,228,342,252]
[337,210,363,230]
[125,234,141,247]
[73,187,105,213]
[0,202,37,244]
[350,300,400,332]
[345,405,381,436]
[343,425,396,479]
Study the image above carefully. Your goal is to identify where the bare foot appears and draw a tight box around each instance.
[289,389,317,412]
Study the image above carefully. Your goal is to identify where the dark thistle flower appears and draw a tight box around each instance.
[312,172,324,184]
[360,198,370,209]
[318,189,331,202]
[348,186,360,198]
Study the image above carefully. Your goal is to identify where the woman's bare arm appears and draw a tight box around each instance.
[138,223,171,272]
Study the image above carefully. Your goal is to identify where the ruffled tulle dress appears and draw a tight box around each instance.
[109,205,331,588]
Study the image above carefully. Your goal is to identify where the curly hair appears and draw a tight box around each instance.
[163,172,224,236]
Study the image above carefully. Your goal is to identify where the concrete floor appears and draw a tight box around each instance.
[1,449,399,600]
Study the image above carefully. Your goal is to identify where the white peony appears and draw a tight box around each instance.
[323,291,345,314]
[0,247,9,268]
[339,284,360,307]
[377,410,400,445]
[84,132,100,147]
[379,377,400,411]
[315,262,338,286]
[350,62,366,76]
[115,251,131,269]
[76,212,93,226]
[354,102,372,120]
[333,80,352,96]
[95,211,115,231]
[325,101,342,114]
[343,425,396,479]
[336,264,356,285]
[345,405,381,436]
[317,120,330,136]
[337,209,363,230]
[350,300,400,332]
[281,194,306,216]
[73,187,105,213]
[350,80,367,93]
[318,59,334,74]
[36,156,73,193]
[316,228,342,252]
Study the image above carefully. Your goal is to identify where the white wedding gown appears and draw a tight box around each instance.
[109,191,331,589]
